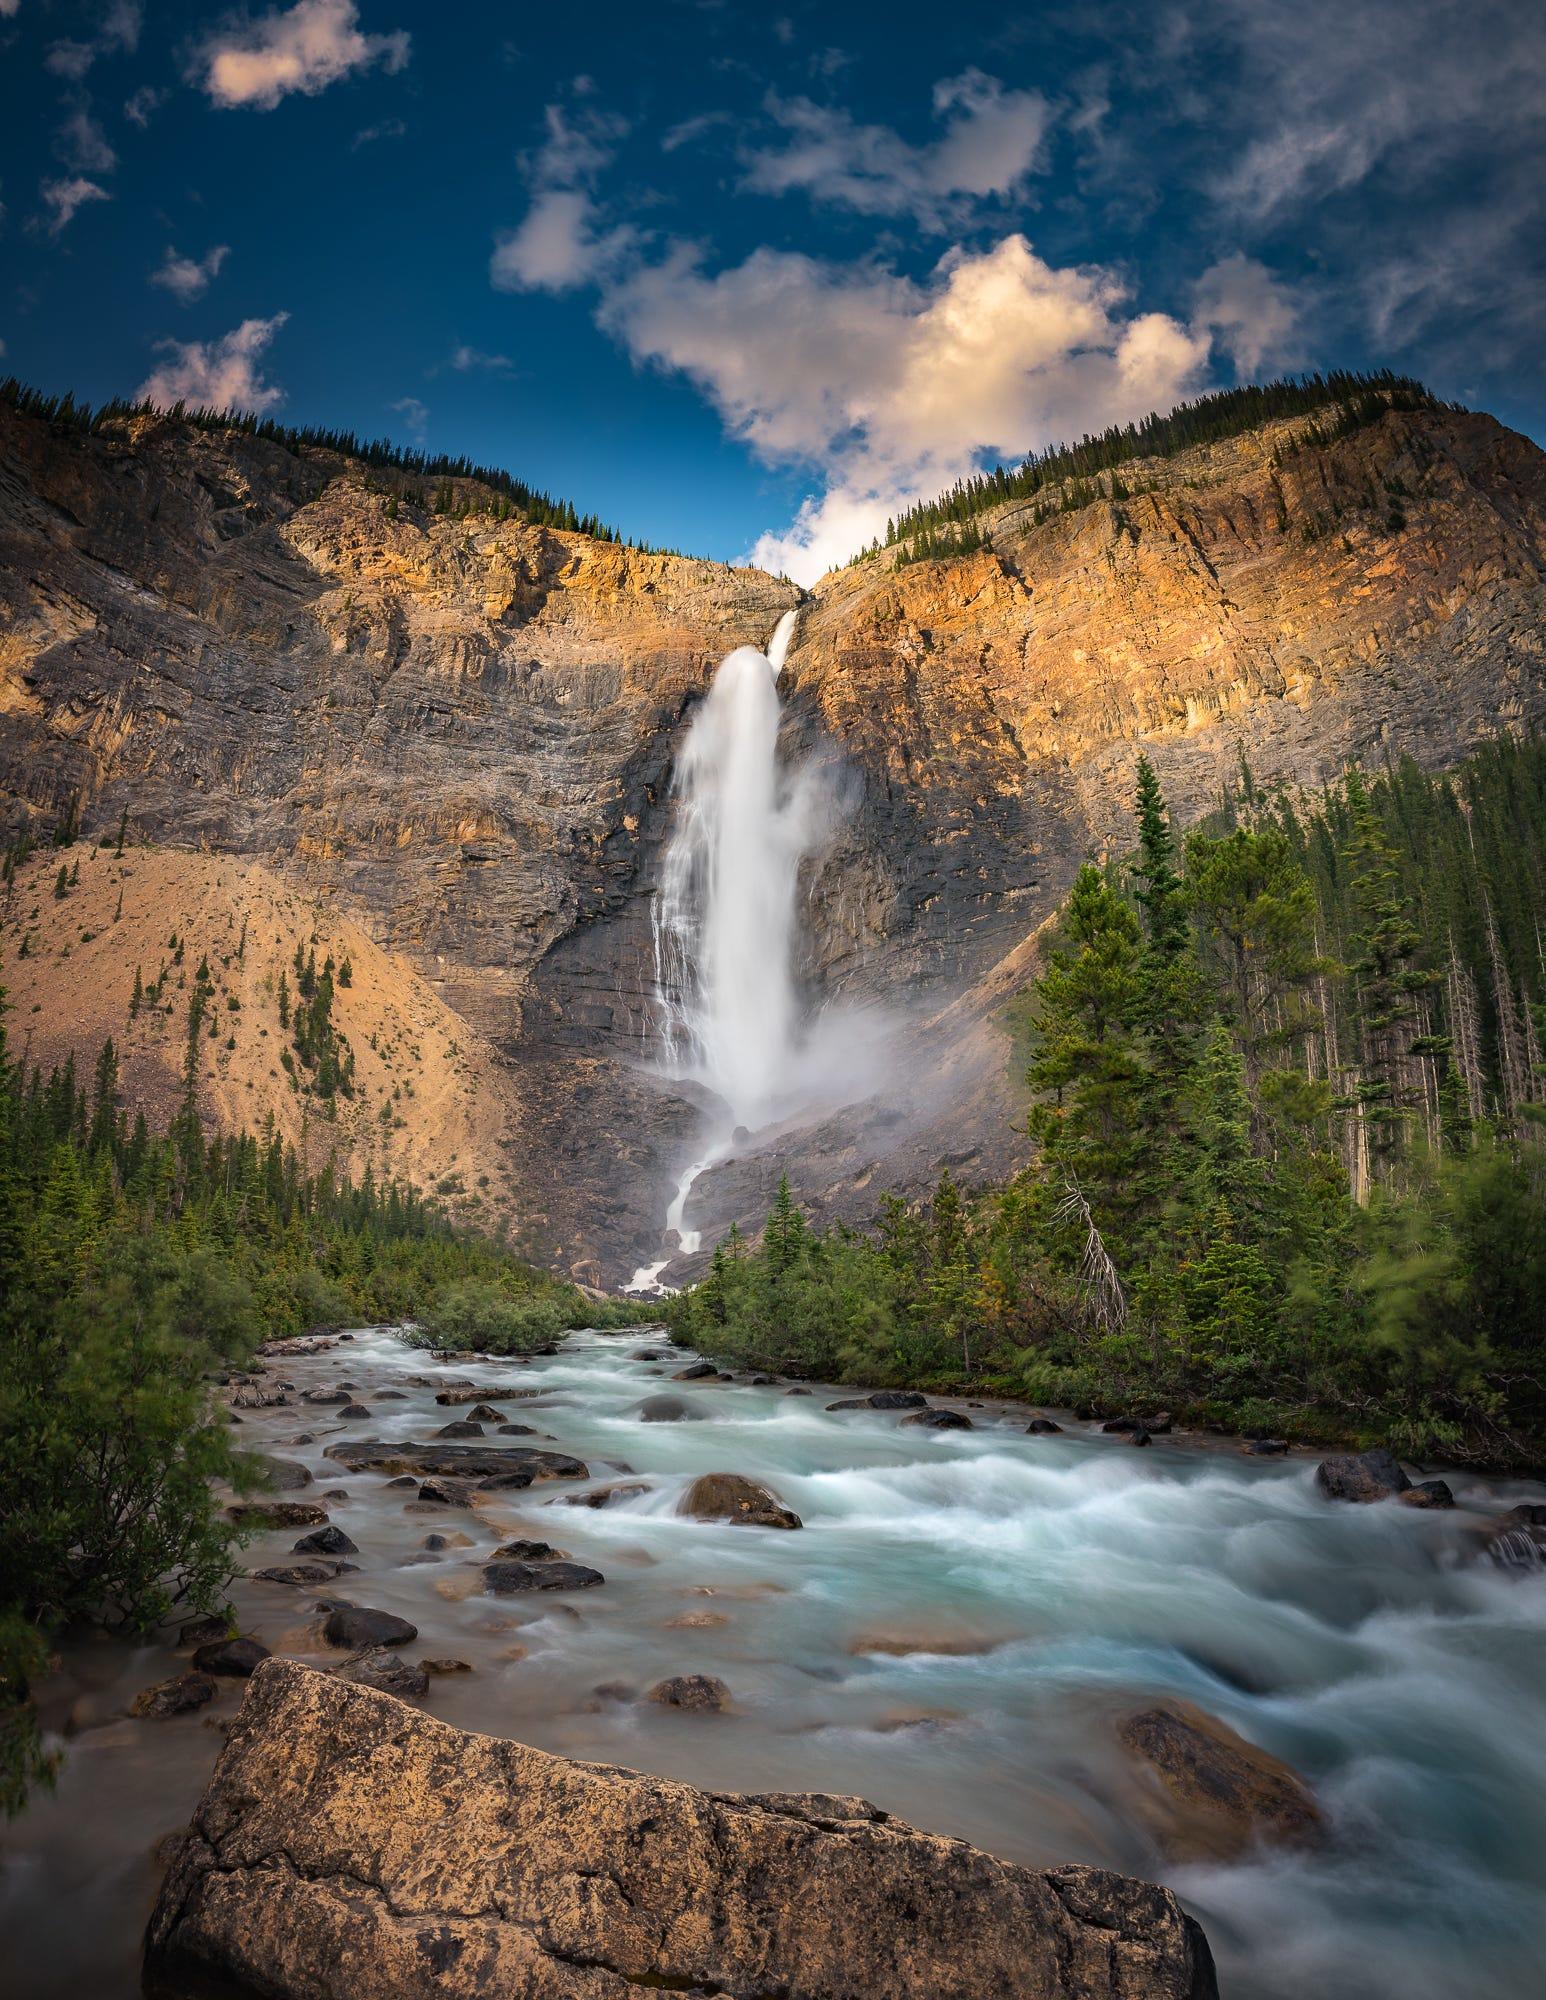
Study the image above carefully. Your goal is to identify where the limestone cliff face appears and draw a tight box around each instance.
[2,397,1542,1281]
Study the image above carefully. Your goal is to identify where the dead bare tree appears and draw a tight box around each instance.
[1055,1175,1127,1340]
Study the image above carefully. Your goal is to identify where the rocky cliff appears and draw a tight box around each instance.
[2,394,1542,1280]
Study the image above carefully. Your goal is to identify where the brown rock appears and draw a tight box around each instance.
[1314,1448,1411,1502]
[1118,1700,1325,1861]
[132,1673,217,1719]
[646,1674,731,1712]
[678,1471,802,1530]
[145,1661,1215,1998]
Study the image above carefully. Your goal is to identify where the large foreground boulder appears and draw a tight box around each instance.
[1118,1700,1324,1861]
[679,1471,802,1529]
[145,1661,1216,1999]
[1313,1447,1411,1502]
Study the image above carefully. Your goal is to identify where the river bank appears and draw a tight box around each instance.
[4,1324,1545,1999]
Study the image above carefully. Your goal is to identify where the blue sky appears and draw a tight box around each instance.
[1,1,1542,578]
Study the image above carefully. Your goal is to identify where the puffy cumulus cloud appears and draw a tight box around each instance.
[489,102,634,294]
[46,1,140,79]
[740,70,1052,229]
[1190,253,1302,378]
[150,244,231,304]
[599,233,1208,582]
[135,313,289,414]
[40,175,111,235]
[194,0,409,113]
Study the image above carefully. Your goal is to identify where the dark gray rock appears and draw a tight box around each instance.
[322,1607,418,1650]
[293,1525,359,1556]
[191,1638,271,1678]
[482,1560,604,1594]
[1314,1449,1411,1503]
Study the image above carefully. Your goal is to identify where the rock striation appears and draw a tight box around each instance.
[144,1658,1217,1998]
[4,395,1543,1279]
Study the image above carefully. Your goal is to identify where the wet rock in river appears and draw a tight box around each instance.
[1399,1479,1455,1509]
[334,1650,429,1698]
[293,1525,358,1556]
[421,1658,472,1676]
[679,1471,802,1530]
[337,1404,372,1421]
[496,1423,538,1435]
[1243,1438,1288,1455]
[434,1385,539,1405]
[490,1539,561,1561]
[646,1674,731,1712]
[483,1560,605,1594]
[1476,1504,1546,1569]
[1314,1448,1411,1502]
[145,1659,1217,2000]
[558,1481,652,1509]
[227,1501,327,1529]
[416,1476,483,1506]
[786,1386,813,1396]
[323,1607,418,1650]
[636,1393,705,1423]
[435,1420,485,1438]
[465,1403,506,1422]
[1118,1699,1324,1862]
[252,1562,359,1586]
[631,1348,662,1360]
[1026,1417,1063,1434]
[901,1408,974,1431]
[300,1390,351,1407]
[177,1613,235,1649]
[132,1672,216,1718]
[324,1441,588,1481]
[672,1360,717,1380]
[827,1391,927,1412]
[372,1389,407,1400]
[191,1638,270,1678]
[253,1456,313,1491]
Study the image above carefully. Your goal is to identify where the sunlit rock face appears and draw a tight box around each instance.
[2,397,1543,1281]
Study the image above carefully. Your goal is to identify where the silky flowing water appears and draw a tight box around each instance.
[5,1327,1545,1998]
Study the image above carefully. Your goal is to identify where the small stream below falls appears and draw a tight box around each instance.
[4,1327,1546,1998]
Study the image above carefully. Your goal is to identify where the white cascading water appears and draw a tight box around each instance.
[627,610,806,1292]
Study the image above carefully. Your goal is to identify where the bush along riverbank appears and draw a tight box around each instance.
[669,742,1546,1473]
[0,970,592,1815]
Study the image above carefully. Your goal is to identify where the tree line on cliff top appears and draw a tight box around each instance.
[670,737,1546,1467]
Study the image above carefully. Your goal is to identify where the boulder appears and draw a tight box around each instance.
[869,1390,928,1410]
[901,1408,974,1431]
[490,1539,560,1561]
[1243,1438,1289,1456]
[630,1348,662,1360]
[132,1672,216,1719]
[420,1658,472,1675]
[434,1385,538,1406]
[253,1456,312,1491]
[1118,1700,1324,1862]
[335,1650,429,1698]
[1026,1417,1063,1434]
[465,1403,506,1422]
[1398,1479,1455,1510]
[301,1389,352,1406]
[636,1393,705,1423]
[496,1423,539,1436]
[176,1613,235,1649]
[679,1472,802,1530]
[558,1481,652,1509]
[293,1524,359,1556]
[483,1560,605,1594]
[647,1674,731,1712]
[786,1386,813,1396]
[337,1404,372,1420]
[416,1476,481,1507]
[324,1441,587,1482]
[191,1638,271,1678]
[145,1662,1217,2000]
[228,1500,328,1529]
[322,1607,418,1651]
[372,1389,408,1400]
[672,1360,717,1381]
[252,1562,358,1586]
[1477,1504,1546,1568]
[1314,1448,1411,1503]
[435,1420,486,1438]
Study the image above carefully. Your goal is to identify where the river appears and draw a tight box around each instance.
[4,1326,1544,1998]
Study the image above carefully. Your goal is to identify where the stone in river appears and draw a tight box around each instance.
[322,1607,418,1650]
[558,1481,652,1509]
[300,1390,352,1406]
[869,1390,928,1410]
[334,1650,429,1698]
[434,1385,539,1406]
[253,1456,313,1491]
[324,1441,588,1481]
[293,1525,358,1556]
[901,1408,974,1431]
[1118,1699,1324,1862]
[337,1404,372,1420]
[415,1476,482,1506]
[491,1539,561,1561]
[749,1373,777,1385]
[177,1613,236,1649]
[1314,1448,1411,1502]
[483,1560,605,1594]
[465,1403,507,1422]
[679,1471,802,1530]
[672,1360,717,1381]
[1131,1429,1154,1447]
[435,1420,485,1437]
[636,1393,706,1423]
[144,1659,1218,1999]
[420,1658,472,1675]
[1399,1479,1455,1509]
[786,1386,813,1396]
[1026,1417,1063,1434]
[646,1674,731,1712]
[132,1672,216,1718]
[1243,1438,1289,1455]
[372,1389,408,1400]
[630,1349,662,1360]
[252,1562,358,1586]
[192,1637,271,1678]
[227,1501,328,1529]
[496,1423,538,1436]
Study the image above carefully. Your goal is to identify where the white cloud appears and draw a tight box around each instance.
[135,313,289,413]
[351,116,405,149]
[598,233,1208,581]
[46,2,140,79]
[56,105,117,175]
[1190,253,1302,378]
[124,85,166,128]
[150,244,231,304]
[489,101,634,294]
[390,395,428,441]
[449,344,514,372]
[741,70,1053,229]
[40,176,111,235]
[0,2,21,19]
[194,0,409,113]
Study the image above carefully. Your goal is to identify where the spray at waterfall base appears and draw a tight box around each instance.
[627,611,894,1293]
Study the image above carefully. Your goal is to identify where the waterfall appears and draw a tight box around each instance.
[628,610,806,1291]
